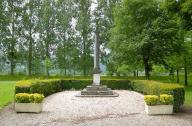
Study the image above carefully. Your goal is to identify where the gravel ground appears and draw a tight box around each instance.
[0,90,192,126]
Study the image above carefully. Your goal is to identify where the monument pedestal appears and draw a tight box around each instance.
[76,85,118,97]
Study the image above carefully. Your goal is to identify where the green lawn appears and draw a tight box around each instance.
[184,86,192,106]
[0,81,15,109]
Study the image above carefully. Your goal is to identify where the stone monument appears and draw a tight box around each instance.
[76,28,118,97]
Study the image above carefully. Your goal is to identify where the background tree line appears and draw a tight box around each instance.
[0,0,192,85]
[0,0,117,76]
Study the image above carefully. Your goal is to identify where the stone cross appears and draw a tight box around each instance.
[93,27,101,85]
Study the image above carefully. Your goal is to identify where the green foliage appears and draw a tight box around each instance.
[116,65,130,76]
[45,58,52,69]
[152,65,166,74]
[181,0,192,30]
[15,93,44,103]
[133,80,184,112]
[144,95,159,105]
[160,94,174,105]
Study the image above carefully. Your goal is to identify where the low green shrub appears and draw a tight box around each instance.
[144,94,174,106]
[15,93,30,103]
[15,93,44,103]
[103,80,133,90]
[160,94,174,105]
[60,80,91,90]
[144,95,159,105]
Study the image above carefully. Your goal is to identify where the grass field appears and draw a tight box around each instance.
[0,75,192,109]
[184,86,192,106]
[0,81,15,109]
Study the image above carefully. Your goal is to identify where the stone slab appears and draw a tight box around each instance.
[76,91,119,97]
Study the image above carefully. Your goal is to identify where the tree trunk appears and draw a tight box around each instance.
[28,22,33,76]
[143,57,150,80]
[28,35,32,76]
[176,69,179,83]
[10,59,14,75]
[136,70,139,78]
[184,56,188,86]
[10,0,15,75]
[10,35,15,75]
[169,67,174,81]
[45,33,50,77]
[83,36,87,76]
[73,69,76,76]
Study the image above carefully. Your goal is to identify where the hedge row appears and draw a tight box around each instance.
[15,79,184,112]
[133,80,185,112]
[15,79,133,96]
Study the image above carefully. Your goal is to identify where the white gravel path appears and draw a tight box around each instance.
[0,90,192,126]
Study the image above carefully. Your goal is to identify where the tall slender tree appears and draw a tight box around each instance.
[21,0,41,76]
[2,0,23,75]
[77,0,92,76]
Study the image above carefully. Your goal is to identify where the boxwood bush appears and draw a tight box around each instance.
[15,79,184,112]
[15,93,44,103]
[144,94,174,106]
[144,95,159,105]
[160,94,174,105]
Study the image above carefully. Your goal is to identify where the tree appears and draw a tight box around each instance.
[39,0,57,77]
[54,0,80,75]
[20,0,41,76]
[165,54,183,83]
[0,0,6,72]
[164,0,192,85]
[109,0,182,79]
[77,0,93,76]
[1,0,23,75]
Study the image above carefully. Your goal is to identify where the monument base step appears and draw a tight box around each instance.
[76,85,119,97]
[76,92,119,97]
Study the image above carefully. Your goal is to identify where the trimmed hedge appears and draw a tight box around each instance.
[15,79,184,112]
[133,80,184,112]
[15,79,133,96]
